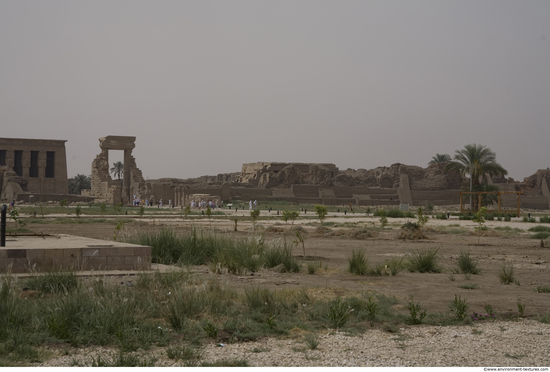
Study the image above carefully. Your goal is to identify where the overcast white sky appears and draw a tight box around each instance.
[1,1,549,181]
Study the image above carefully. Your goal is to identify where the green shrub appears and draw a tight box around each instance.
[385,257,404,276]
[531,232,550,240]
[499,262,519,285]
[528,225,550,232]
[449,295,469,320]
[348,249,368,275]
[539,216,550,223]
[406,297,426,325]
[303,333,319,350]
[407,248,441,273]
[25,269,79,294]
[455,251,481,275]
[325,298,353,329]
[262,240,301,273]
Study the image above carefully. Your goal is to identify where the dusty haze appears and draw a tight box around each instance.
[1,1,549,180]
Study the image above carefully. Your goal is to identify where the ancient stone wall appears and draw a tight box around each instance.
[90,136,145,205]
[0,138,69,201]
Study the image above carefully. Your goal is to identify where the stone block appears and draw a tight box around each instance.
[26,249,45,259]
[124,256,142,265]
[29,258,53,270]
[116,264,134,270]
[87,256,107,269]
[63,249,81,258]
[44,249,64,258]
[107,256,123,267]
[100,247,134,257]
[82,248,101,257]
[133,246,151,256]
[7,249,26,259]
[11,267,27,274]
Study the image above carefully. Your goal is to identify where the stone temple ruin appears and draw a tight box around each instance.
[0,137,92,203]
[2,136,549,211]
[91,136,145,205]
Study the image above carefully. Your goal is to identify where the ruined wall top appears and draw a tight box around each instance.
[0,137,67,147]
[99,136,136,151]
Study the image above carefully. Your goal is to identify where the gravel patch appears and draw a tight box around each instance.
[35,319,550,367]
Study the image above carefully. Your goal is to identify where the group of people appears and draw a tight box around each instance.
[249,200,257,210]
[190,199,222,210]
[132,196,171,208]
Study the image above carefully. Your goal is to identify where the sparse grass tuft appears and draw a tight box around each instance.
[499,262,520,285]
[407,248,441,273]
[348,249,369,275]
[455,251,481,275]
[303,333,320,350]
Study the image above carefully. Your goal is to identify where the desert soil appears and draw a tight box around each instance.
[25,215,550,367]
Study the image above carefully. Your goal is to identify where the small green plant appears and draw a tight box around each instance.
[405,296,426,325]
[449,295,469,320]
[378,209,388,228]
[250,209,260,230]
[499,262,519,285]
[307,262,320,274]
[281,210,299,226]
[183,205,191,219]
[517,300,525,317]
[407,248,441,273]
[202,320,219,338]
[113,203,122,213]
[455,251,481,275]
[484,303,494,316]
[326,298,354,329]
[303,333,319,350]
[113,221,125,241]
[205,205,212,220]
[60,199,68,207]
[366,207,371,216]
[385,257,404,276]
[294,227,307,257]
[9,207,27,230]
[473,207,487,244]
[365,296,378,321]
[417,207,429,235]
[75,205,82,218]
[100,202,106,213]
[348,249,368,275]
[139,205,145,218]
[166,343,203,363]
[458,283,478,290]
[314,205,328,223]
[425,202,434,214]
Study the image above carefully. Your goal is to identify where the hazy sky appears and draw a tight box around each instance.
[1,1,549,181]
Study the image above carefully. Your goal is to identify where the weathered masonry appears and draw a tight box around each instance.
[0,138,68,201]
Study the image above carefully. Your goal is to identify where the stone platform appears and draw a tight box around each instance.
[0,234,151,273]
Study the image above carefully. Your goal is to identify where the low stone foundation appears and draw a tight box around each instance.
[0,234,151,273]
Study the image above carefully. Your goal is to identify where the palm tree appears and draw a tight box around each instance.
[110,161,124,186]
[445,144,508,209]
[428,154,451,164]
[70,174,91,194]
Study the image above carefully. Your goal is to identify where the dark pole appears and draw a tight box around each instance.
[1,204,7,247]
